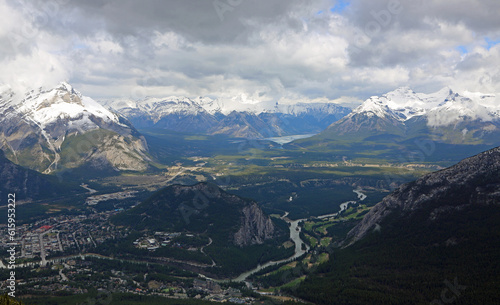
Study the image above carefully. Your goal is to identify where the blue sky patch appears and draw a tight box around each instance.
[485,37,500,50]
[456,45,468,55]
[330,0,350,14]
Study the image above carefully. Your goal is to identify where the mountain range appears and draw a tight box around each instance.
[102,86,500,144]
[2,83,499,176]
[101,96,351,138]
[319,87,500,145]
[0,83,150,173]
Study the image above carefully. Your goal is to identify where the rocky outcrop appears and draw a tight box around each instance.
[115,182,277,247]
[346,146,500,244]
[234,202,275,247]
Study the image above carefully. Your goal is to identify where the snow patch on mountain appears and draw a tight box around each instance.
[462,91,500,114]
[353,96,405,121]
[14,82,122,131]
[427,95,495,127]
[197,97,276,115]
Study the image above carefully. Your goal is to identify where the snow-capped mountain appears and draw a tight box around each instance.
[102,97,351,138]
[17,83,120,130]
[0,83,150,173]
[321,87,500,145]
[348,86,499,125]
[194,96,349,116]
[101,96,219,133]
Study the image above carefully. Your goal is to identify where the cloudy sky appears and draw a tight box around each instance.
[1,0,499,106]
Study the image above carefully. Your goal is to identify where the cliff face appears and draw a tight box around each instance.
[234,202,275,247]
[346,146,500,244]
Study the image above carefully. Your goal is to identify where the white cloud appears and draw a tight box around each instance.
[0,0,499,105]
[0,49,71,96]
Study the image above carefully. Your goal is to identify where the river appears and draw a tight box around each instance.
[231,187,366,281]
[318,188,368,219]
[232,216,309,282]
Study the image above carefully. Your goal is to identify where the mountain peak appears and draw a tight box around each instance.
[16,83,120,129]
[350,95,406,122]
[57,82,76,94]
[388,86,415,95]
[354,97,392,118]
[439,86,454,95]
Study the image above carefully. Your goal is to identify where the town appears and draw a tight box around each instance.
[0,210,259,304]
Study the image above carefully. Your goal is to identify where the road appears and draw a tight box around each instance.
[200,237,216,267]
[39,231,50,267]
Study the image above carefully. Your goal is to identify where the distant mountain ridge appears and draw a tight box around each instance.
[101,97,351,138]
[0,83,150,173]
[347,87,498,124]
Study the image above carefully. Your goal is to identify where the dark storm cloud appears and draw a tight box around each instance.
[47,0,322,43]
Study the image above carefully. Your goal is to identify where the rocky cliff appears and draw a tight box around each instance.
[346,146,500,244]
[234,202,275,247]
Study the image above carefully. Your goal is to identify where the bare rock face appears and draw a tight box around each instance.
[346,146,500,244]
[234,202,275,247]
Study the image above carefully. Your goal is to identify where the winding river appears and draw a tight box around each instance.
[232,188,369,281]
[232,215,309,282]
